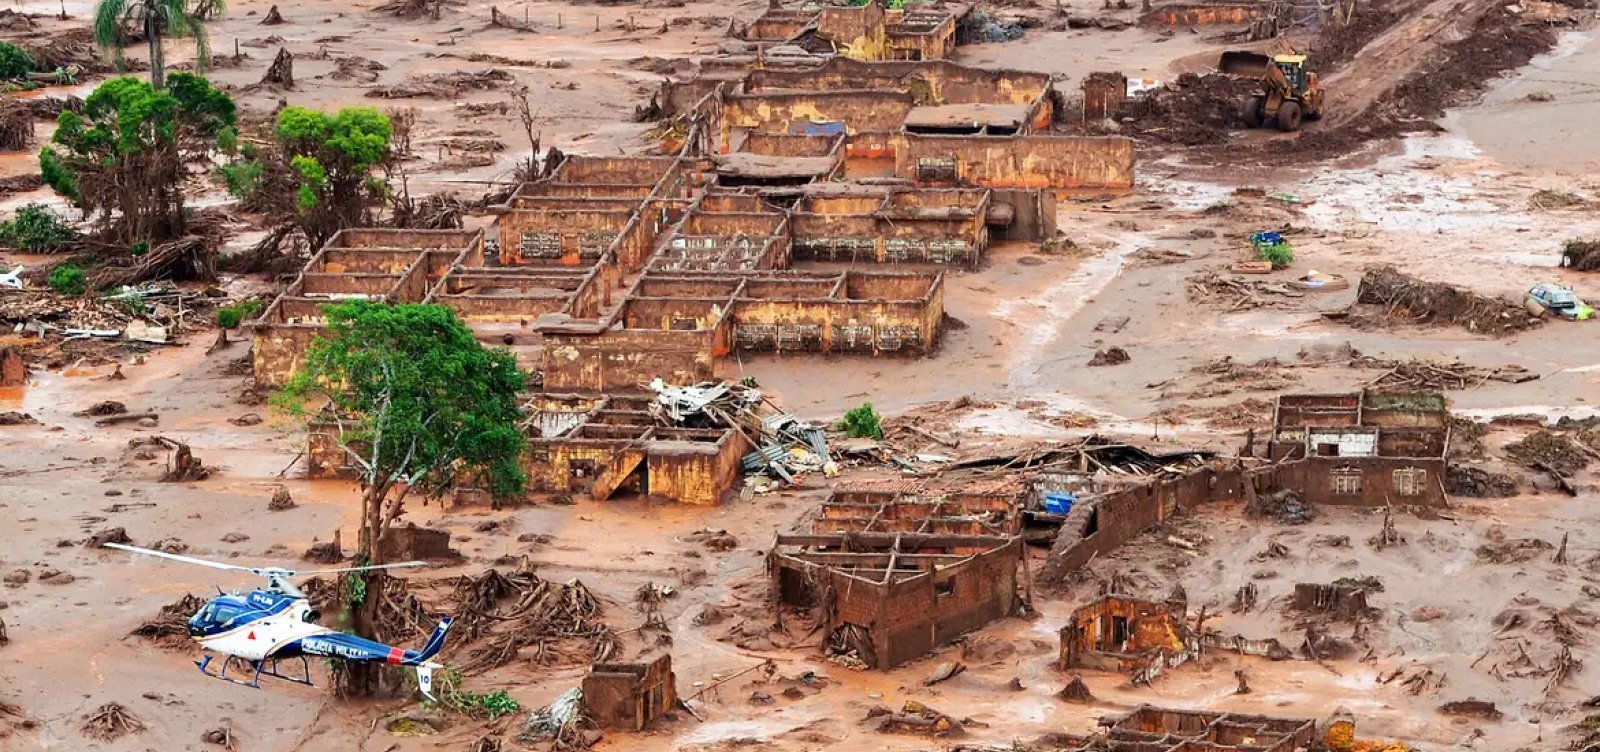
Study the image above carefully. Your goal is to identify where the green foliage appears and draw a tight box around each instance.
[1255,241,1293,268]
[273,107,391,215]
[39,147,80,204]
[839,402,884,440]
[275,302,528,507]
[290,155,326,211]
[343,570,367,606]
[48,264,87,296]
[42,75,234,243]
[0,43,34,80]
[129,240,148,256]
[0,204,78,252]
[429,667,522,720]
[216,299,262,328]
[216,158,262,197]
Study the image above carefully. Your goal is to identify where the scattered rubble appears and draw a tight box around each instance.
[1087,347,1130,366]
[870,700,964,737]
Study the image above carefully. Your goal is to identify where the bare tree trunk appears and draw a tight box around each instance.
[339,481,391,698]
[146,14,165,89]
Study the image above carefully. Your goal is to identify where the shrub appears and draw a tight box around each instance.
[839,402,884,439]
[47,263,86,296]
[0,203,77,252]
[0,43,33,80]
[1257,241,1293,268]
[216,300,263,328]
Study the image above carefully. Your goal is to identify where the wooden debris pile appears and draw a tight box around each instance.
[368,69,513,99]
[1188,271,1302,310]
[131,593,207,649]
[0,98,33,151]
[1350,355,1537,390]
[1562,239,1600,271]
[453,569,617,672]
[1348,265,1541,336]
[81,702,144,741]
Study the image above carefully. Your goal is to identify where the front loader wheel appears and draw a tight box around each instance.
[1276,100,1303,131]
[1241,95,1265,128]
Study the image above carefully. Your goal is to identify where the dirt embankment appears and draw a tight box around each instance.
[1120,0,1571,161]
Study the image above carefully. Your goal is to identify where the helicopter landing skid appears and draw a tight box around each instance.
[197,651,315,690]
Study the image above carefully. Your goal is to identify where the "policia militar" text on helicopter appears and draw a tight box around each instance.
[108,543,453,698]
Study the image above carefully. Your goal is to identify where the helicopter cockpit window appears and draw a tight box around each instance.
[213,604,241,626]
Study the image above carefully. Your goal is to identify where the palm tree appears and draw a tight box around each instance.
[93,0,219,89]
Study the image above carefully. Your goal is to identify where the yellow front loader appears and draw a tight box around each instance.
[1219,51,1326,131]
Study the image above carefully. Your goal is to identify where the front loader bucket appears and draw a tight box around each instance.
[1218,51,1272,77]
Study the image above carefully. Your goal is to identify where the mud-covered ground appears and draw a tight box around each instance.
[5,1,1600,751]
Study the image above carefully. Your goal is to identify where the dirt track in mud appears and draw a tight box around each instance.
[5,1,1600,751]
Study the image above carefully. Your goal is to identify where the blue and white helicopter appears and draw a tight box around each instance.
[108,543,454,698]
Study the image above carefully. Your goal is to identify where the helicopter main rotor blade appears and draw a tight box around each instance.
[293,561,430,575]
[104,543,257,573]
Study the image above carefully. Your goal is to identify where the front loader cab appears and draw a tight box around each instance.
[1274,55,1308,94]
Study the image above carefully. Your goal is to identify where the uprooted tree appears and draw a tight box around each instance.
[41,74,236,247]
[220,105,392,250]
[274,302,526,696]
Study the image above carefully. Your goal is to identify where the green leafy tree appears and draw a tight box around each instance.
[223,106,393,250]
[40,74,235,245]
[0,43,34,80]
[274,302,526,696]
[94,0,220,89]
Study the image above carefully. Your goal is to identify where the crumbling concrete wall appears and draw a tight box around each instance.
[1140,2,1271,26]
[540,327,723,392]
[895,134,1135,193]
[643,430,753,506]
[1082,72,1128,121]
[378,524,453,561]
[582,654,678,731]
[876,538,1022,667]
[818,2,888,57]
[1043,467,1242,580]
[722,91,916,148]
[252,321,322,388]
[1059,597,1186,671]
[1298,457,1447,507]
[305,420,359,480]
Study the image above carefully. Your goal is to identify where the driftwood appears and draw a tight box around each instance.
[153,436,210,481]
[95,412,157,426]
[260,4,284,24]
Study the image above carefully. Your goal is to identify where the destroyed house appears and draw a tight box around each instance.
[742,2,963,61]
[771,488,1023,668]
[665,56,1132,194]
[251,228,485,386]
[1061,705,1318,752]
[1266,391,1450,507]
[1059,593,1292,683]
[1059,595,1188,678]
[582,654,678,731]
[522,393,752,506]
[254,153,960,394]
